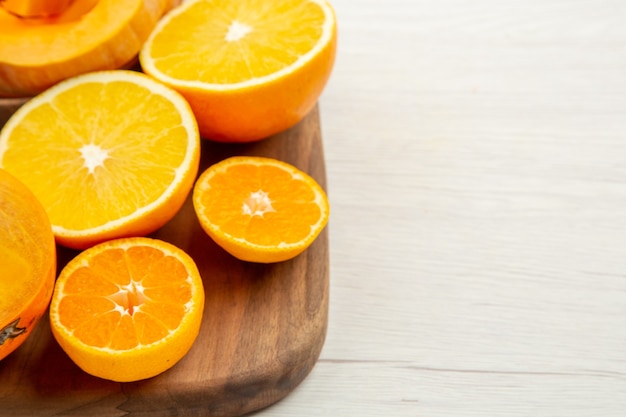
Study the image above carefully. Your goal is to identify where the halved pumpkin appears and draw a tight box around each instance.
[0,0,181,97]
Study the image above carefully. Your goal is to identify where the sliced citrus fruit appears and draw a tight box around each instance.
[0,0,181,97]
[49,237,205,382]
[0,168,56,361]
[192,156,329,263]
[139,0,338,142]
[0,70,200,250]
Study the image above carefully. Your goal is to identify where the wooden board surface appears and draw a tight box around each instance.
[0,104,329,417]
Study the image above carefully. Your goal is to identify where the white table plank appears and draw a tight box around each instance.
[254,0,626,415]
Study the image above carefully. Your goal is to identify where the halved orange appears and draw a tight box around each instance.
[139,0,338,142]
[0,168,56,361]
[49,237,205,382]
[0,0,181,97]
[0,70,200,249]
[192,156,329,263]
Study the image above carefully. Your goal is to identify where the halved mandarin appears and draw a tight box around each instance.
[192,156,330,263]
[49,237,205,382]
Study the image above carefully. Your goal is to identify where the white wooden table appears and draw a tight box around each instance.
[255,0,626,415]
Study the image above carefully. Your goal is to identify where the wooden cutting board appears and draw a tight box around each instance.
[0,103,329,417]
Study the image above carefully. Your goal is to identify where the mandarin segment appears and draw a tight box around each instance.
[76,311,126,348]
[50,237,204,382]
[125,245,169,284]
[110,314,140,350]
[144,284,193,307]
[88,248,132,286]
[57,295,117,331]
[132,311,171,346]
[192,156,329,263]
[62,267,120,297]
[140,302,187,331]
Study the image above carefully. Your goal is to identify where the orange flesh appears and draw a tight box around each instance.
[57,245,193,349]
[1,77,192,231]
[148,0,326,84]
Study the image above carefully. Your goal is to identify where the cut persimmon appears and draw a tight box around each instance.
[0,0,181,97]
[0,168,56,361]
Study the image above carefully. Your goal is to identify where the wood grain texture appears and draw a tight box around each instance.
[0,106,329,417]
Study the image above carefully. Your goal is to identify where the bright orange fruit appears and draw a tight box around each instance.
[192,156,329,263]
[0,0,181,97]
[140,0,338,142]
[0,168,56,361]
[0,70,200,249]
[49,237,205,382]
